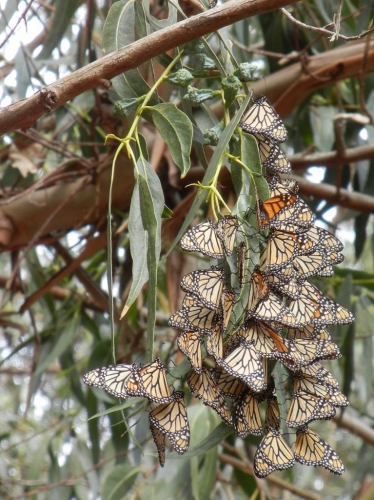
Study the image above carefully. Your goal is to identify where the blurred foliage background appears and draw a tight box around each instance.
[0,0,374,498]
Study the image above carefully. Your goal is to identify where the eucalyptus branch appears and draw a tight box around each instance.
[281,6,374,41]
[0,0,299,135]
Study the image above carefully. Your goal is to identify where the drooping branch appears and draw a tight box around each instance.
[0,0,299,135]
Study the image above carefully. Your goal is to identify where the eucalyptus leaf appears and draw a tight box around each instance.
[151,103,193,177]
[102,463,140,500]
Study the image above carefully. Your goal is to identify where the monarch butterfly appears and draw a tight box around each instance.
[239,96,288,143]
[258,197,314,233]
[265,396,280,431]
[267,274,302,300]
[263,231,299,270]
[287,324,331,340]
[220,287,235,329]
[216,339,266,392]
[291,372,349,407]
[234,389,263,437]
[311,296,355,326]
[125,358,172,403]
[253,133,291,173]
[292,252,325,278]
[247,269,270,310]
[177,331,203,373]
[253,294,299,327]
[180,268,225,310]
[82,367,104,388]
[267,174,299,197]
[300,226,344,254]
[254,429,295,478]
[187,368,233,425]
[316,264,334,277]
[286,390,336,428]
[283,338,340,369]
[289,362,339,388]
[217,215,239,256]
[150,422,166,467]
[294,426,345,475]
[149,391,190,455]
[180,220,223,259]
[287,294,321,325]
[237,241,247,287]
[169,294,218,333]
[209,0,217,7]
[240,320,289,359]
[212,366,248,399]
[206,322,224,360]
[257,194,297,225]
[99,363,137,398]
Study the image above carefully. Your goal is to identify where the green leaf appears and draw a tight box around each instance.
[141,0,177,30]
[137,158,164,358]
[102,463,139,500]
[37,0,80,60]
[34,313,80,376]
[310,105,338,152]
[232,131,269,220]
[151,103,193,177]
[124,183,149,312]
[198,447,217,499]
[102,0,154,104]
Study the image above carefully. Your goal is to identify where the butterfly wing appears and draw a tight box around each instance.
[82,368,103,388]
[180,220,223,259]
[149,391,190,455]
[295,426,345,475]
[177,331,203,373]
[125,358,172,403]
[239,97,288,143]
[180,269,225,310]
[149,421,166,467]
[254,429,295,478]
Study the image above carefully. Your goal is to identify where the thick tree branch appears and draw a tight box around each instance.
[289,144,374,168]
[293,174,374,213]
[250,39,374,117]
[0,0,299,135]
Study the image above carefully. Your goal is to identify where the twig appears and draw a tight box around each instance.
[0,0,36,50]
[281,6,374,41]
[358,25,374,124]
[289,143,374,168]
[330,0,343,42]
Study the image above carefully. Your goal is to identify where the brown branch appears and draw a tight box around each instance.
[0,0,300,135]
[0,151,134,251]
[281,6,374,41]
[289,143,374,168]
[334,412,374,446]
[0,0,36,50]
[293,174,374,213]
[249,39,374,117]
[19,230,113,315]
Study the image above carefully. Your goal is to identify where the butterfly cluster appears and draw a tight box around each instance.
[82,358,190,467]
[81,97,353,476]
[168,96,354,477]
